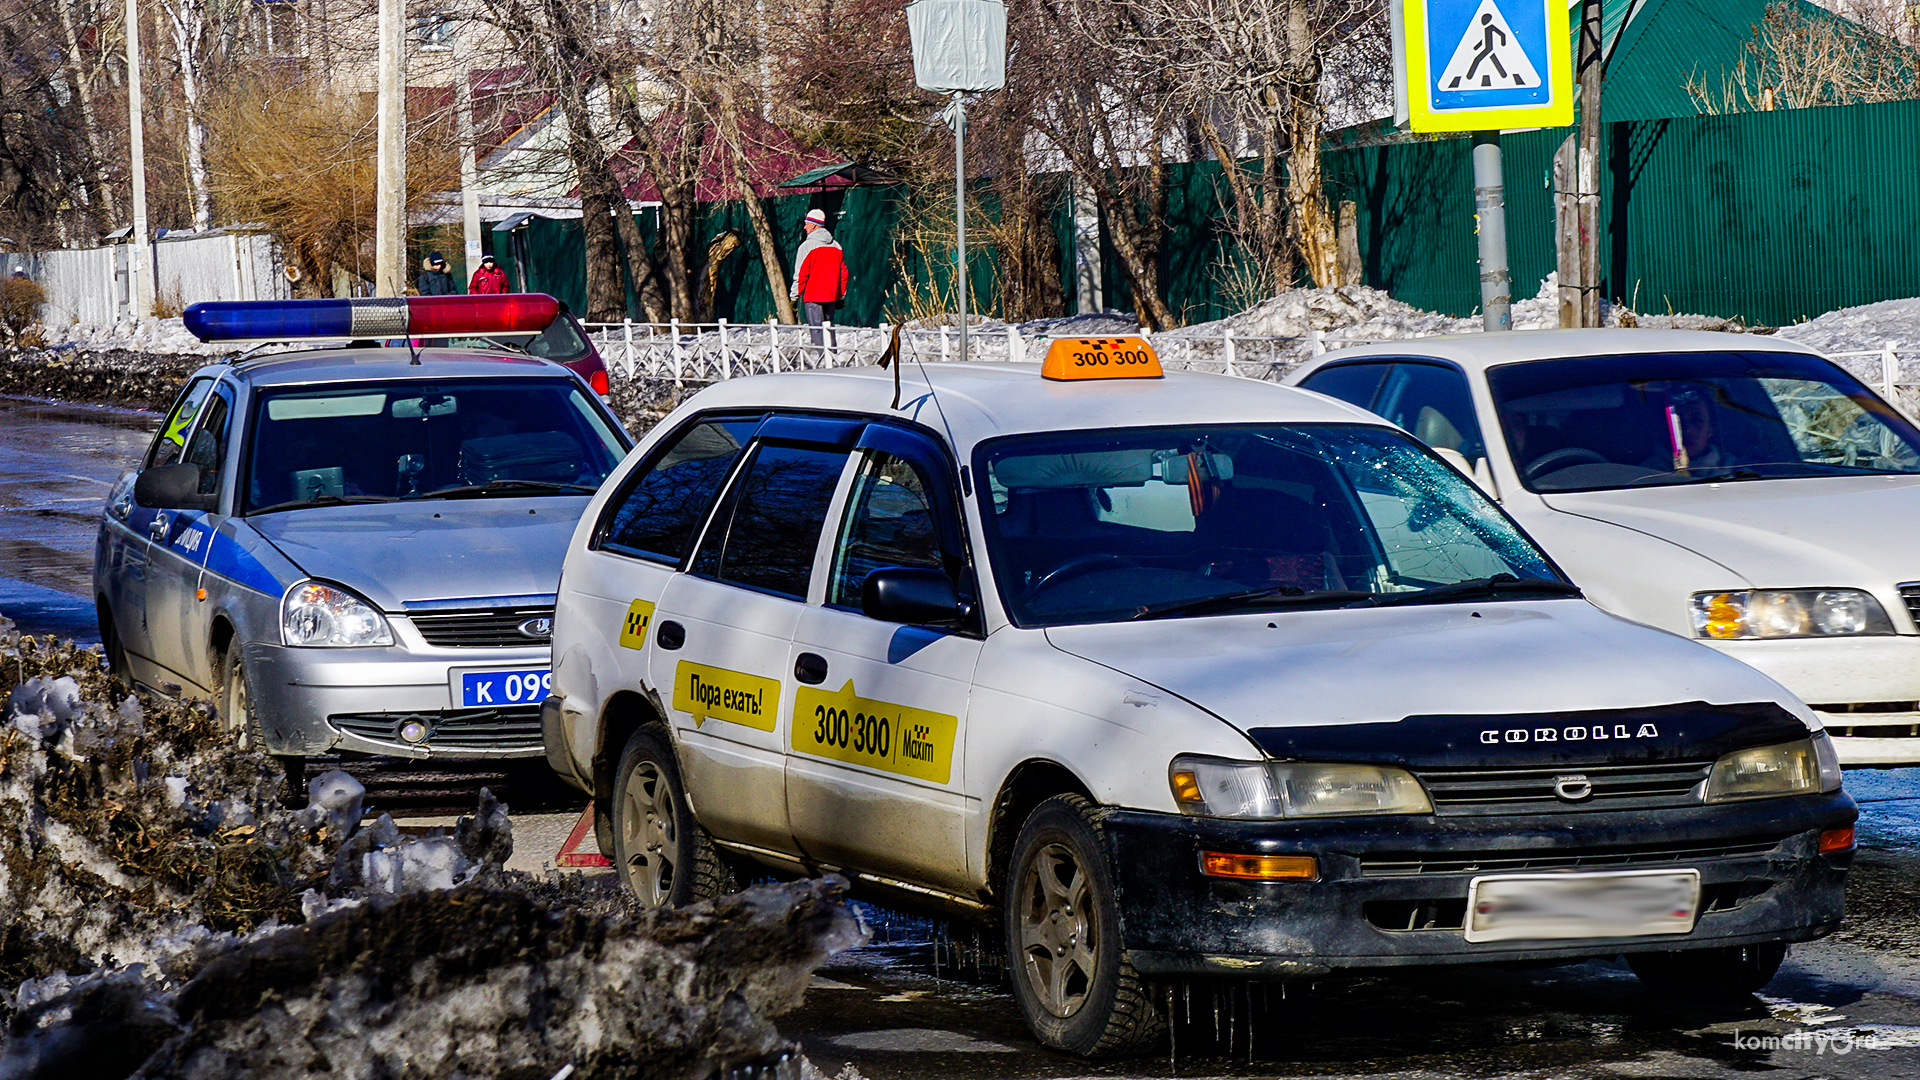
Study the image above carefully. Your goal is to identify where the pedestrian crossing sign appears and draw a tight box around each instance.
[1393,0,1572,132]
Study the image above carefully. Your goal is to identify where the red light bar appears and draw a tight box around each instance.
[183,294,561,342]
[406,294,561,336]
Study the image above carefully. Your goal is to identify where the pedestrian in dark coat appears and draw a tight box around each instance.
[416,252,457,296]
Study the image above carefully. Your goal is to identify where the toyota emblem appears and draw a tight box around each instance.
[1553,774,1594,801]
[517,617,554,640]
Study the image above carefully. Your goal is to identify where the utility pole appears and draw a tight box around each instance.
[455,66,482,285]
[1472,133,1511,332]
[374,0,407,296]
[1558,0,1604,326]
[124,0,152,321]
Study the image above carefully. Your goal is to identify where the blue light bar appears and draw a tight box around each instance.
[182,295,560,343]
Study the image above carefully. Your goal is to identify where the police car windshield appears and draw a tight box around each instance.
[1487,351,1920,493]
[975,423,1562,627]
[242,378,626,514]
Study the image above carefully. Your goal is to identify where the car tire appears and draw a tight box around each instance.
[1627,941,1787,997]
[611,725,733,908]
[1005,793,1166,1057]
[97,601,129,684]
[219,647,305,804]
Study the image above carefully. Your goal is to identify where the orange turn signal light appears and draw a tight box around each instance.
[1818,826,1855,854]
[1200,851,1317,881]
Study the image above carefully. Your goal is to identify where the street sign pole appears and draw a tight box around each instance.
[1472,133,1511,330]
[1394,0,1571,332]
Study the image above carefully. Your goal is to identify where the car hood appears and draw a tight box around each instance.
[247,497,588,610]
[1542,474,1920,589]
[1042,599,1808,736]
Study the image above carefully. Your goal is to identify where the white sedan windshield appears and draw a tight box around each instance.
[975,424,1564,627]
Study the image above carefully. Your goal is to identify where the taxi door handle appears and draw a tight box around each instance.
[656,620,685,650]
[794,653,828,685]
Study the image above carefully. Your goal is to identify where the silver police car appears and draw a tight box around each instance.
[94,295,632,788]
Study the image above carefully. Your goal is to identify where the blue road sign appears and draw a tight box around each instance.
[1395,0,1572,132]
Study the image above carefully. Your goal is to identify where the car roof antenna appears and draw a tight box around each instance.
[876,321,904,410]
[408,337,423,365]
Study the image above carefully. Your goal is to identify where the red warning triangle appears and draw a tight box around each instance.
[556,803,612,867]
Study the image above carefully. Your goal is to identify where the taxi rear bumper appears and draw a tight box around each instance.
[1101,790,1855,979]
[241,641,549,759]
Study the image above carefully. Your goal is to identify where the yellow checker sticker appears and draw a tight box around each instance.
[793,680,957,785]
[673,660,779,731]
[618,599,655,650]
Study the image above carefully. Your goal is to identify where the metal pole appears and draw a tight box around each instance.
[124,0,151,320]
[455,65,482,287]
[374,0,406,296]
[1472,132,1511,332]
[954,91,967,363]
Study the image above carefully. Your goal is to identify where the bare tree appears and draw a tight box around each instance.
[1686,1,1920,113]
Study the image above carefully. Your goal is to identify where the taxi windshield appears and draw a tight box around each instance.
[975,423,1564,627]
[242,377,626,513]
[1487,351,1920,493]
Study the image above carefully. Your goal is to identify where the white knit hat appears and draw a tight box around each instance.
[804,208,827,226]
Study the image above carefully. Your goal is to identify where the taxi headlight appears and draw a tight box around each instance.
[282,581,394,647]
[1690,589,1893,639]
[1169,755,1432,819]
[1703,734,1841,802]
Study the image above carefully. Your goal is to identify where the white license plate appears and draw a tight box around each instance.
[451,667,551,708]
[1464,869,1701,943]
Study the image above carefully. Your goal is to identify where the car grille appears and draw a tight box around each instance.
[330,706,543,751]
[1358,835,1786,877]
[1900,582,1920,628]
[1411,759,1713,814]
[408,606,554,648]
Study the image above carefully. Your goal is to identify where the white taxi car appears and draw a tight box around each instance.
[1289,331,1920,765]
[543,348,1855,1056]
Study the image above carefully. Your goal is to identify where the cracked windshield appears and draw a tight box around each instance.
[978,424,1561,626]
[1489,351,1920,493]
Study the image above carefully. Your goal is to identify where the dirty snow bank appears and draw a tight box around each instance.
[1776,297,1920,356]
[1,624,869,1080]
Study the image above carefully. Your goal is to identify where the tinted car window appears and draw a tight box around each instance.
[1298,363,1392,411]
[829,450,944,606]
[184,392,232,496]
[601,415,762,562]
[1373,363,1486,462]
[148,378,214,469]
[694,443,850,599]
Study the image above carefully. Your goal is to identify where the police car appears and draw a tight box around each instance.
[541,343,1854,1056]
[94,295,632,791]
[1288,332,1920,765]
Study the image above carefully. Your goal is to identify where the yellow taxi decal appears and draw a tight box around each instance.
[792,680,958,785]
[618,599,654,650]
[1040,337,1163,381]
[673,660,778,731]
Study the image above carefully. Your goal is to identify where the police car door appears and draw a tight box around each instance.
[651,416,859,857]
[785,424,981,895]
[146,381,235,693]
[104,376,214,689]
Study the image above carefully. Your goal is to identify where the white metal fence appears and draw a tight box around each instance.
[1827,343,1920,421]
[2,232,288,331]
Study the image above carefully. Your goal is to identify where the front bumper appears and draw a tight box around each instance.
[1708,637,1920,765]
[241,640,549,759]
[1103,790,1855,979]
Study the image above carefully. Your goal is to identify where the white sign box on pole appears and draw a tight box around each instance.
[907,0,1007,93]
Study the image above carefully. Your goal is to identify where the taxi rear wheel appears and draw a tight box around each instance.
[1005,793,1166,1057]
[1627,941,1787,997]
[612,726,732,908]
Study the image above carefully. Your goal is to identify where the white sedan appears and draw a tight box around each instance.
[1290,330,1920,765]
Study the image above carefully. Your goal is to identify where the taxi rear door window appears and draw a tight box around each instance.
[692,442,851,600]
[598,414,762,563]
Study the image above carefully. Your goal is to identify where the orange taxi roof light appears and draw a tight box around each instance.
[1041,337,1164,381]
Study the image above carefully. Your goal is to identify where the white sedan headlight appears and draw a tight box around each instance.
[282,581,394,647]
[1690,589,1894,639]
[1169,755,1432,819]
[1703,734,1843,802]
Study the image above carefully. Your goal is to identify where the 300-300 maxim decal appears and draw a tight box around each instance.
[793,680,957,784]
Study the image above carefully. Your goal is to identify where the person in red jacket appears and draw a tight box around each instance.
[469,253,509,295]
[790,208,848,344]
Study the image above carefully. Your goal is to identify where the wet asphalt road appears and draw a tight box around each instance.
[4,392,1920,1077]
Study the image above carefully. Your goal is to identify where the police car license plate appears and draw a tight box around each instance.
[452,667,551,709]
[1464,869,1700,943]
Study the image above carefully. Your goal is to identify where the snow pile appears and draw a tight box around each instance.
[46,318,223,357]
[1776,297,1920,356]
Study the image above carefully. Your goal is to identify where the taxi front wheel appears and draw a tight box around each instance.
[1006,793,1166,1057]
[1627,941,1787,997]
[219,649,304,805]
[612,726,732,908]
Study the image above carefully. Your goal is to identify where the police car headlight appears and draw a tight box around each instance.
[1703,734,1841,802]
[1690,589,1893,639]
[1170,755,1432,819]
[282,581,394,647]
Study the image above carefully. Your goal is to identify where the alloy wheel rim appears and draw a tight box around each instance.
[1017,840,1097,1018]
[620,760,678,906]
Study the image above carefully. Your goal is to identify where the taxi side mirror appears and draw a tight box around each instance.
[134,463,216,511]
[862,567,963,626]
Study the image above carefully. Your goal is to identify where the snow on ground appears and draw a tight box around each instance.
[1776,297,1920,356]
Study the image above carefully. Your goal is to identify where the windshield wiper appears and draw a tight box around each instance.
[420,479,598,499]
[1129,587,1377,621]
[249,493,397,515]
[1361,573,1582,608]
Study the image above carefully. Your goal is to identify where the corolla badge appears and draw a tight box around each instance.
[1479,723,1660,744]
[517,617,554,640]
[1553,774,1594,801]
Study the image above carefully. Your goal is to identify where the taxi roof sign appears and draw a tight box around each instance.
[1040,337,1163,382]
[1393,0,1572,132]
